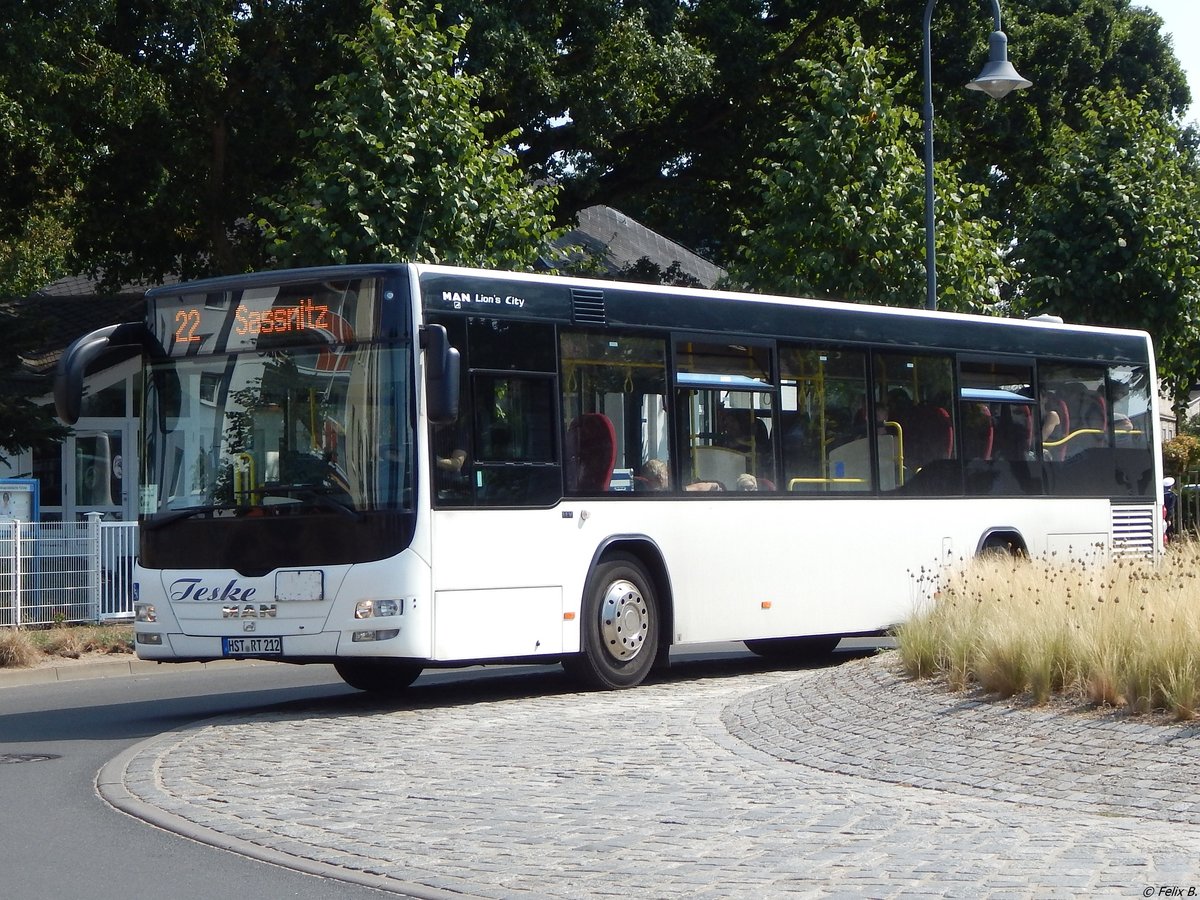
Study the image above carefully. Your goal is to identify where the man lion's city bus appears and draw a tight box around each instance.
[55,265,1163,691]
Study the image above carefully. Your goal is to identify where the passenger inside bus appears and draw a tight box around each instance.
[636,458,669,491]
[714,406,772,480]
[1040,392,1063,442]
[437,448,468,473]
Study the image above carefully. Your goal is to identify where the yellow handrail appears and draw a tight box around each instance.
[233,453,255,505]
[1043,427,1105,449]
[883,420,904,485]
[789,477,866,488]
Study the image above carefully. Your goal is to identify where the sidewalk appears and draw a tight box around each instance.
[0,655,276,687]
[97,653,1200,898]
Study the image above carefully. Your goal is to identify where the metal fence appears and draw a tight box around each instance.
[0,517,136,627]
[1169,472,1200,540]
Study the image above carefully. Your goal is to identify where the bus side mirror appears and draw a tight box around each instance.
[55,322,153,425]
[420,324,460,425]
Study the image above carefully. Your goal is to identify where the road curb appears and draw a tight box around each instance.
[97,734,475,900]
[0,657,283,688]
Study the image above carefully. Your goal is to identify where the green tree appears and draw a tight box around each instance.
[0,203,74,297]
[729,36,1009,311]
[0,0,165,292]
[0,1,360,290]
[1010,89,1200,406]
[433,0,1188,273]
[2,0,1195,306]
[259,2,561,269]
[0,302,68,460]
[1163,433,1200,480]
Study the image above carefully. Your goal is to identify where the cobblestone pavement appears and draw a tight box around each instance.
[101,653,1200,899]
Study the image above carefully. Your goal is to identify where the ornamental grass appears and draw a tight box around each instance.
[0,624,133,668]
[894,541,1200,721]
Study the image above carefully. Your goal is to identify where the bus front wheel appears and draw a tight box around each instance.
[564,552,660,690]
[334,659,422,694]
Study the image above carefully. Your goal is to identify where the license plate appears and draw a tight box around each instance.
[222,637,283,656]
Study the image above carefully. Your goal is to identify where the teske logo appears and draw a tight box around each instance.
[169,578,258,603]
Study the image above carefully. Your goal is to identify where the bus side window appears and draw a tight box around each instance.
[471,373,559,506]
[1038,362,1129,497]
[959,358,1041,497]
[560,330,670,496]
[875,352,960,496]
[428,317,472,506]
[673,339,775,492]
[778,345,870,493]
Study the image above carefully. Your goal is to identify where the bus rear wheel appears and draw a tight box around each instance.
[334,659,422,694]
[979,533,1026,558]
[744,635,841,659]
[564,552,660,690]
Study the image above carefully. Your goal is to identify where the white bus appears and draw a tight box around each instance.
[55,264,1163,691]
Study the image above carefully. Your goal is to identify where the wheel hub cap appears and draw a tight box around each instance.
[599,579,648,662]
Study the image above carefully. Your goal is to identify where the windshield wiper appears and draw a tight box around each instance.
[258,484,365,521]
[293,489,364,521]
[144,489,364,529]
[142,505,223,531]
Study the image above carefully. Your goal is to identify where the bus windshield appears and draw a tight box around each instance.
[142,342,412,523]
[141,332,413,523]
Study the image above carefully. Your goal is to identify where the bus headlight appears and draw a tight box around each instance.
[354,599,402,619]
[135,603,157,623]
[136,632,163,645]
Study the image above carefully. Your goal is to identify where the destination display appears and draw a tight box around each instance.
[153,280,373,357]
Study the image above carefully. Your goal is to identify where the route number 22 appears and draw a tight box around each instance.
[175,309,201,344]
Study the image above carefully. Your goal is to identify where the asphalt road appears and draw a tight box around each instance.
[0,661,399,900]
[0,640,889,899]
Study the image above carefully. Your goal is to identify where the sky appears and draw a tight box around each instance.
[1135,0,1200,122]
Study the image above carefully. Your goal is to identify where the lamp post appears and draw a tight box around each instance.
[922,0,1031,310]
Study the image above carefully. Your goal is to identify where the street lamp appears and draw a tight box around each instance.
[922,0,1031,310]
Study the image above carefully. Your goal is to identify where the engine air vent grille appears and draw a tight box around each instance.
[572,288,606,325]
[1111,503,1157,558]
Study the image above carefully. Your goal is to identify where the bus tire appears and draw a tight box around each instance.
[334,659,422,694]
[979,532,1026,558]
[744,635,841,659]
[564,552,660,690]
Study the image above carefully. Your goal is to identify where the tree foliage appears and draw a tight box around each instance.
[0,0,1199,412]
[0,304,68,460]
[728,33,1009,311]
[258,2,561,269]
[1010,89,1200,402]
[1163,433,1200,479]
[1,0,360,290]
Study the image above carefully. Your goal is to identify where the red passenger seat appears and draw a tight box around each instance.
[565,413,617,492]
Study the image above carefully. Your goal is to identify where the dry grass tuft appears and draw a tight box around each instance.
[0,625,134,669]
[0,629,41,668]
[896,541,1200,721]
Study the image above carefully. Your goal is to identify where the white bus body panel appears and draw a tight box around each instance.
[432,587,563,659]
[430,495,1134,650]
[133,549,437,661]
[134,494,1152,663]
